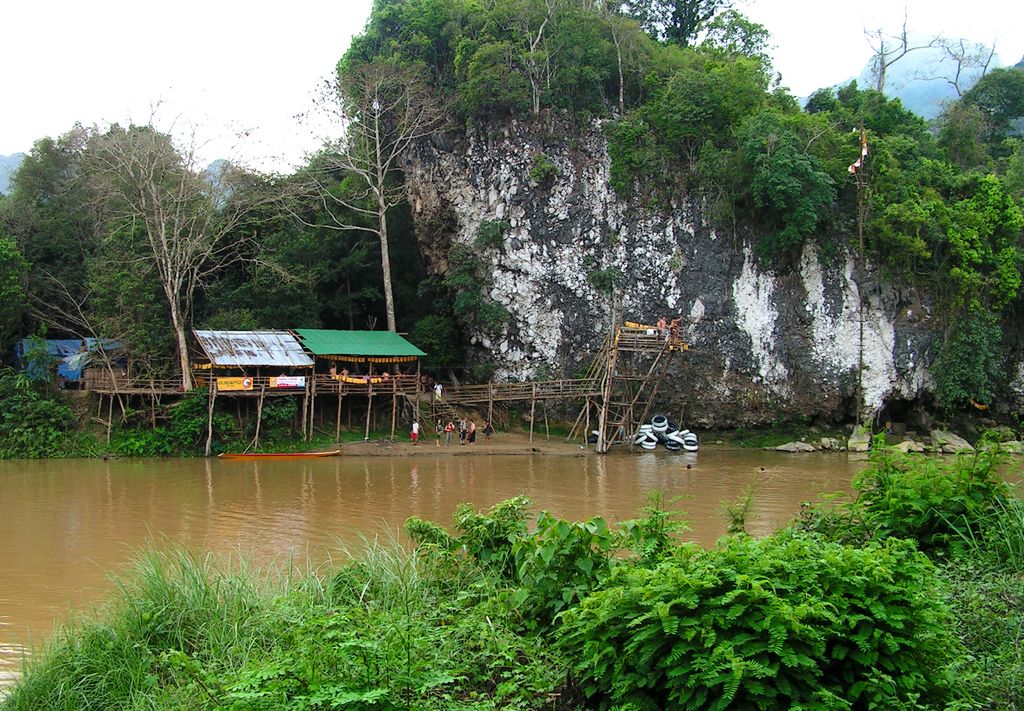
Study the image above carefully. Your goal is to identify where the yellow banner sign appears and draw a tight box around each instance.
[217,377,253,391]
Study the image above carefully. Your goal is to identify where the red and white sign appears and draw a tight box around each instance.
[270,376,305,388]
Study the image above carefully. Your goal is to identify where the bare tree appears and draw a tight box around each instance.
[865,12,939,93]
[919,38,997,97]
[83,124,273,391]
[302,62,446,332]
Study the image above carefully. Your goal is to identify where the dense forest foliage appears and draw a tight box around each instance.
[1,0,1022,429]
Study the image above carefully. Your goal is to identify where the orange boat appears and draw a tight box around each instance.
[217,449,341,460]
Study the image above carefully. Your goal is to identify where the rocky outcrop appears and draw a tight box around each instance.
[931,430,974,453]
[404,117,1007,427]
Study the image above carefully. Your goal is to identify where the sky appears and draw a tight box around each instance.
[2,0,1022,173]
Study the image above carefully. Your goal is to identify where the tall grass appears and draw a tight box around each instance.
[3,540,571,710]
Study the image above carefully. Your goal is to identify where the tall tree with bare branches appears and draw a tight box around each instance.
[83,124,271,390]
[305,62,446,332]
[865,13,940,93]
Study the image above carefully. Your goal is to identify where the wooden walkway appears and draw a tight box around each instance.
[78,323,690,453]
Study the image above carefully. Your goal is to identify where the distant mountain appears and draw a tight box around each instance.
[0,153,25,195]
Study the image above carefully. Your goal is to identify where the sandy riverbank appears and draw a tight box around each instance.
[336,431,589,457]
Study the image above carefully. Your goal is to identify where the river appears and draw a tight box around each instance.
[0,448,863,689]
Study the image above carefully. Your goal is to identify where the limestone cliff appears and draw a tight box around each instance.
[404,118,975,427]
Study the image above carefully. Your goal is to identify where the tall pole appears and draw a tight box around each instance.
[855,123,868,426]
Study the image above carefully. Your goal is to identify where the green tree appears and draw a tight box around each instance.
[933,310,1005,410]
[0,235,28,351]
[738,112,836,258]
[625,0,731,47]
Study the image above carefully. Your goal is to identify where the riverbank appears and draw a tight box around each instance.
[336,431,587,457]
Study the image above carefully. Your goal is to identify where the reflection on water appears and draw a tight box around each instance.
[0,450,860,689]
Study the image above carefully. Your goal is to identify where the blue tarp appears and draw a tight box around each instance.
[13,338,123,382]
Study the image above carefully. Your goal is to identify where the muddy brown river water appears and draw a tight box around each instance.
[0,448,864,689]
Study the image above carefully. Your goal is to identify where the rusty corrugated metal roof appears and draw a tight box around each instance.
[193,330,314,367]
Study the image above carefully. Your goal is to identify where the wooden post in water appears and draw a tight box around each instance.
[204,380,217,457]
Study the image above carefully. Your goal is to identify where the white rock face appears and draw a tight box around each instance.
[403,118,1022,425]
[732,247,789,394]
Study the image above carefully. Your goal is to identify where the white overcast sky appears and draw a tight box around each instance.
[2,0,1022,172]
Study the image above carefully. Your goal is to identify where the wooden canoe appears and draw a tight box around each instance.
[217,449,341,460]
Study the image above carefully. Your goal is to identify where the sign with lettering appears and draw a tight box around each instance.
[217,377,253,391]
[271,376,305,388]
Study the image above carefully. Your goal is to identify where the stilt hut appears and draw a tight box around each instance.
[293,329,426,441]
[192,330,315,454]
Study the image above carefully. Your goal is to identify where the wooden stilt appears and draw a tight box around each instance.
[301,380,310,441]
[529,384,537,443]
[106,395,113,443]
[336,394,343,441]
[254,385,266,449]
[307,371,317,440]
[585,398,592,441]
[415,360,421,421]
[543,400,550,441]
[204,381,217,457]
[364,384,373,442]
[488,384,493,425]
[390,375,397,441]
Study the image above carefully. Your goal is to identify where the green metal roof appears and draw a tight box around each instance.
[294,329,426,357]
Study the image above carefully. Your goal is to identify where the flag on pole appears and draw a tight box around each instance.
[849,128,868,173]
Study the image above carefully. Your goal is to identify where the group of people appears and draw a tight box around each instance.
[655,315,682,339]
[409,418,494,446]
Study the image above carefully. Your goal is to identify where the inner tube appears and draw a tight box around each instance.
[683,442,699,452]
[651,415,669,433]
[664,440,682,451]
[640,439,658,450]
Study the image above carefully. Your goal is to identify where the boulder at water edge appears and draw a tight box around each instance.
[847,425,871,453]
[774,441,816,453]
[894,440,926,453]
[930,430,974,454]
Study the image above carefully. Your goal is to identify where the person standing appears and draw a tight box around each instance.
[482,420,493,443]
[435,418,443,447]
[467,420,477,444]
[411,419,420,446]
[434,382,443,400]
[459,418,467,445]
[444,420,454,446]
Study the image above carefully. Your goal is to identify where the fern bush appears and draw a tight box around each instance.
[559,533,957,710]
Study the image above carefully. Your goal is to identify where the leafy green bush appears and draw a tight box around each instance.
[442,244,511,334]
[0,367,78,458]
[473,219,511,249]
[559,533,957,710]
[847,438,1011,554]
[112,389,238,457]
[528,154,558,187]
